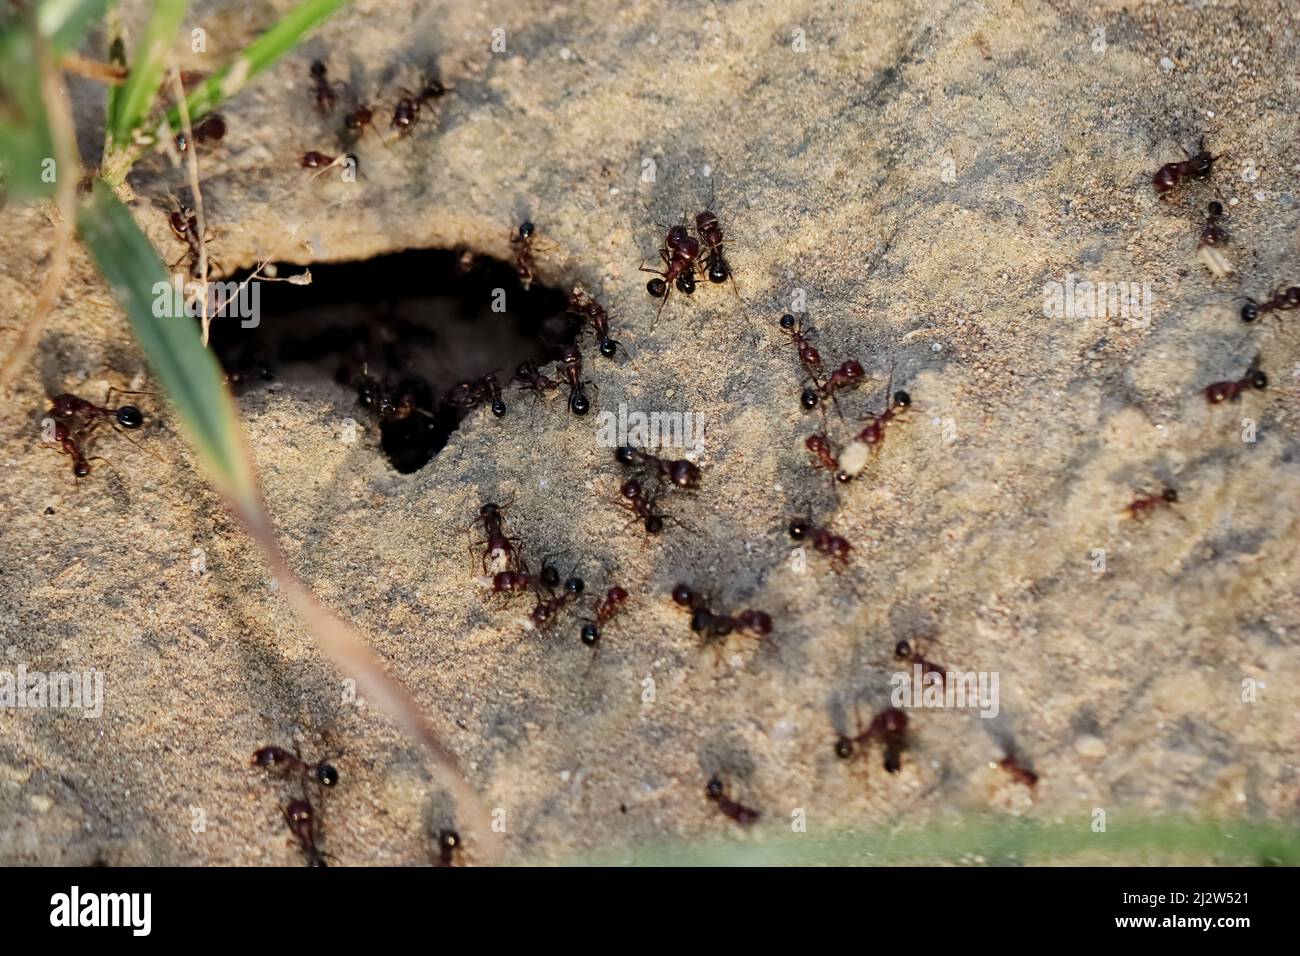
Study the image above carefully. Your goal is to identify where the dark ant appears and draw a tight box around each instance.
[174,113,226,153]
[511,222,543,291]
[617,478,668,534]
[1240,285,1300,323]
[514,358,562,400]
[641,223,701,321]
[529,572,585,631]
[491,568,534,594]
[997,751,1038,788]
[251,745,339,787]
[47,420,96,478]
[473,502,521,574]
[355,373,430,424]
[695,209,733,287]
[443,374,507,417]
[1204,358,1267,404]
[308,59,343,113]
[1152,136,1221,197]
[559,343,595,415]
[788,516,852,564]
[284,798,329,867]
[705,776,760,827]
[581,585,629,647]
[778,314,825,408]
[671,584,772,640]
[435,829,461,867]
[569,285,621,359]
[300,150,357,173]
[1126,487,1178,521]
[480,373,507,417]
[834,706,909,773]
[615,445,701,489]
[894,639,945,689]
[49,390,145,431]
[392,76,449,137]
[1198,200,1227,248]
[168,205,218,278]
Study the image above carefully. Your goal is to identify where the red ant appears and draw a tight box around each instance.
[997,751,1038,788]
[581,585,629,647]
[837,388,912,481]
[435,829,461,866]
[1152,136,1221,197]
[778,314,825,409]
[444,374,507,417]
[252,745,339,787]
[788,515,852,564]
[341,82,383,140]
[671,584,772,641]
[617,478,669,534]
[705,776,760,827]
[696,209,734,288]
[473,501,521,573]
[300,150,357,174]
[511,221,546,291]
[615,445,701,489]
[804,433,850,484]
[1125,487,1178,521]
[168,205,219,278]
[392,76,449,137]
[817,359,866,405]
[834,706,909,773]
[49,389,146,432]
[529,571,585,631]
[46,420,97,478]
[308,59,343,113]
[174,113,226,153]
[894,639,945,689]
[569,285,620,359]
[283,798,329,867]
[1204,358,1267,404]
[354,373,432,424]
[491,568,534,595]
[1240,285,1300,323]
[641,223,701,321]
[514,358,562,401]
[558,343,595,416]
[1198,200,1227,248]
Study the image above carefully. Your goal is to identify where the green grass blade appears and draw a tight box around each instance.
[77,181,256,512]
[163,0,347,124]
[107,0,187,149]
[36,0,111,52]
[0,22,55,201]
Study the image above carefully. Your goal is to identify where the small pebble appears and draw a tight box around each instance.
[1074,735,1107,759]
[29,795,54,813]
[1159,56,1174,72]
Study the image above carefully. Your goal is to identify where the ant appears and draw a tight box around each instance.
[1204,358,1267,404]
[511,222,544,291]
[617,478,669,534]
[529,571,585,631]
[1240,285,1300,323]
[491,568,534,595]
[671,584,772,640]
[705,776,760,827]
[996,750,1038,788]
[473,502,521,574]
[308,59,343,113]
[558,343,595,415]
[392,76,449,137]
[615,445,701,489]
[479,373,507,417]
[581,585,629,647]
[788,515,852,564]
[894,639,945,689]
[778,314,825,408]
[805,433,850,484]
[641,223,701,321]
[1152,136,1221,197]
[168,205,218,279]
[514,359,562,401]
[695,209,734,287]
[837,388,912,481]
[300,150,358,174]
[1125,487,1178,521]
[1198,200,1227,248]
[341,81,383,140]
[47,420,96,478]
[284,798,329,867]
[251,745,339,787]
[174,113,226,153]
[48,390,145,432]
[569,285,621,359]
[816,359,866,406]
[834,706,909,773]
[435,828,461,867]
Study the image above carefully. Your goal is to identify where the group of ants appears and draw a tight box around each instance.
[38,104,1295,863]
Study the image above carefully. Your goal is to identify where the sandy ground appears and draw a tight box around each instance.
[1,0,1298,865]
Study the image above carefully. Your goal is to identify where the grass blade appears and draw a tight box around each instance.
[107,0,187,150]
[36,0,111,52]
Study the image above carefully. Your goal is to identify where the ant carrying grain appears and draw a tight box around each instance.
[300,150,358,174]
[473,501,521,574]
[435,829,461,867]
[1196,200,1233,279]
[641,223,701,321]
[805,433,850,484]
[1240,285,1300,323]
[252,746,339,787]
[834,706,909,773]
[1125,487,1178,521]
[788,515,852,564]
[615,445,701,489]
[705,776,760,827]
[1204,357,1267,404]
[836,387,911,481]
[580,585,629,647]
[284,798,329,867]
[1152,136,1221,197]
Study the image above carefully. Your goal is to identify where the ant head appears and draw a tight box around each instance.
[842,360,864,380]
[599,338,619,359]
[690,608,713,632]
[666,224,689,246]
[479,502,500,519]
[620,478,643,500]
[879,708,908,734]
[788,518,810,541]
[310,60,327,78]
[647,278,668,298]
[706,776,725,800]
[286,800,313,826]
[670,460,701,489]
[580,623,600,646]
[895,639,912,659]
[1287,287,1300,307]
[539,561,560,589]
[671,583,695,606]
[615,446,637,466]
[518,221,535,239]
[115,405,144,429]
[779,313,796,330]
[1240,301,1259,323]
[645,515,664,535]
[1208,200,1223,217]
[893,390,912,408]
[316,763,339,787]
[564,575,585,596]
[834,736,855,759]
[1161,488,1178,503]
[1250,370,1268,390]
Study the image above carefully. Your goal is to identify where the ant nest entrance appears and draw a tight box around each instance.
[211,248,574,473]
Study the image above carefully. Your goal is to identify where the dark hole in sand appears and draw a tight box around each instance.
[211,249,574,473]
